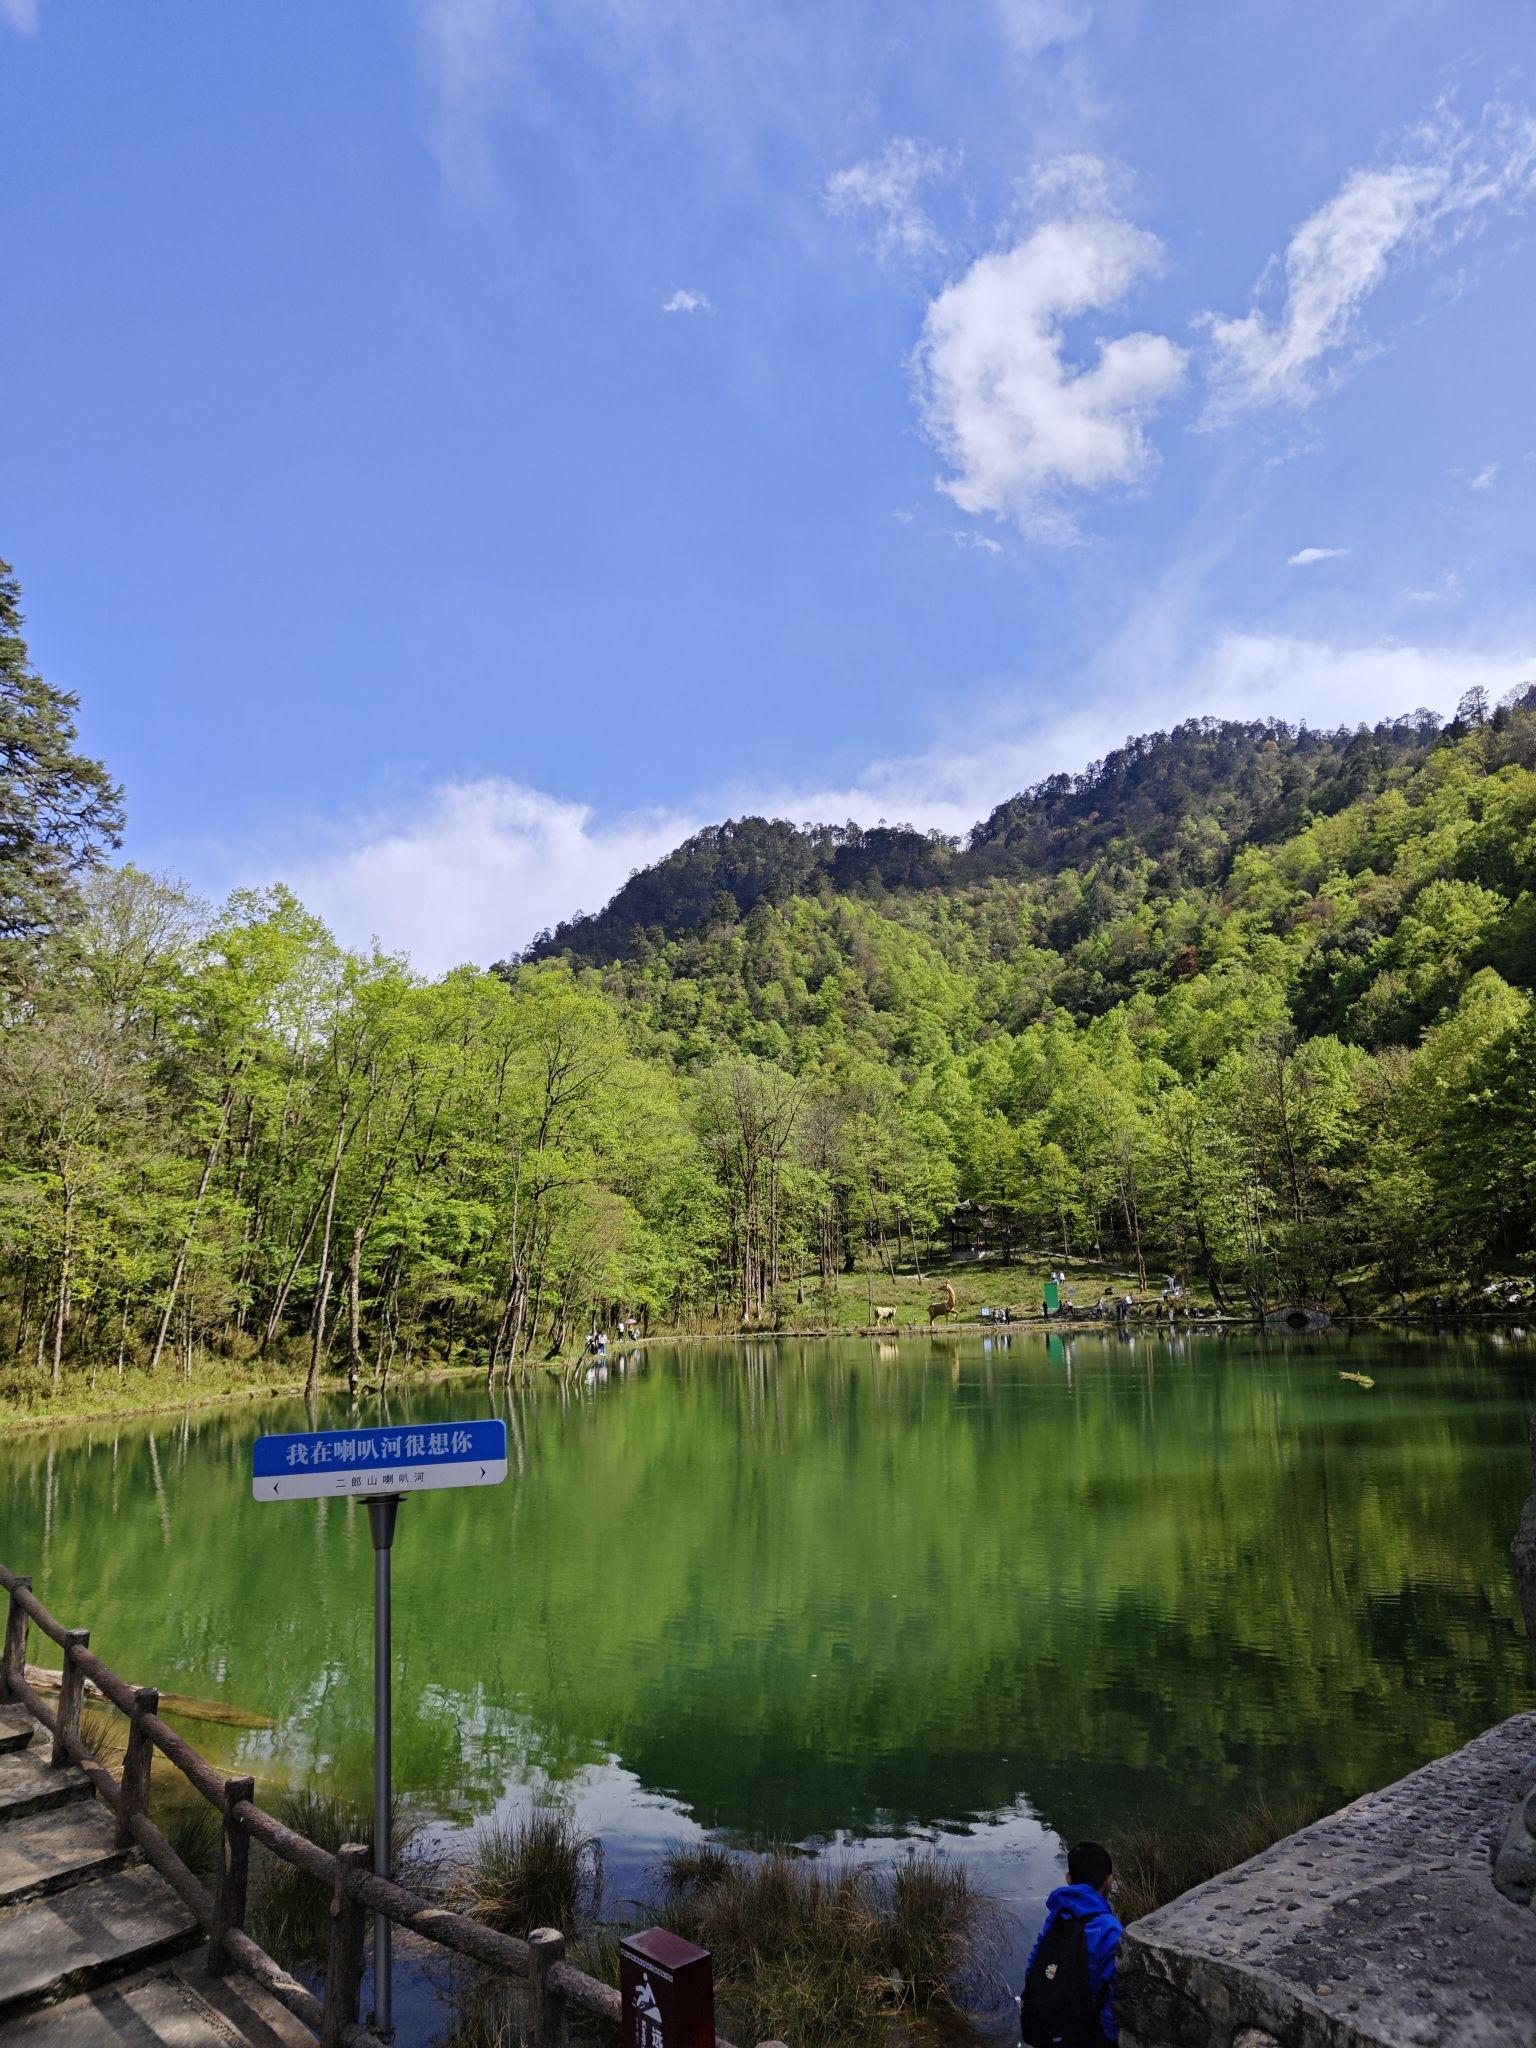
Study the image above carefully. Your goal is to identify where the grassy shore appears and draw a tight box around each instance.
[10,1244,1488,1434]
[0,1352,491,1435]
[0,1253,1187,1430]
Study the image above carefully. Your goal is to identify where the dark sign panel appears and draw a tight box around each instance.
[620,1927,715,2048]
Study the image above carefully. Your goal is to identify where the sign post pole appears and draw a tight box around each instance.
[251,1419,508,2048]
[367,1496,399,2043]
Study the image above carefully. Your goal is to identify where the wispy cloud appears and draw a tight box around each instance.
[1470,461,1501,491]
[1288,545,1350,566]
[953,530,1004,554]
[826,137,957,263]
[994,0,1092,58]
[914,157,1186,541]
[662,288,712,314]
[413,0,521,192]
[0,0,38,32]
[1404,569,1463,604]
[1202,101,1536,419]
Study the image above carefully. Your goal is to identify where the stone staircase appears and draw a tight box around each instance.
[0,1703,310,2045]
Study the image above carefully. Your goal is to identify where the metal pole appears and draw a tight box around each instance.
[367,1496,399,2043]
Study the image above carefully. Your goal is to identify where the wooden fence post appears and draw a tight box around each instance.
[1,1577,30,1702]
[321,1841,370,2047]
[50,1629,89,1767]
[527,1927,568,2048]
[116,1687,158,1848]
[208,1774,255,1977]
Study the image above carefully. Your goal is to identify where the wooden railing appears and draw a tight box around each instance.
[0,1560,779,2048]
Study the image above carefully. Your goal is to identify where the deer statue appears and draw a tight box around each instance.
[928,1281,957,1325]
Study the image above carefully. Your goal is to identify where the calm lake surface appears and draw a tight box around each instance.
[2,1328,1533,2032]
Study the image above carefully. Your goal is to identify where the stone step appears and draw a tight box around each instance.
[0,1865,199,2021]
[0,1960,315,2047]
[0,1708,37,1756]
[0,1799,130,1908]
[0,1744,92,1824]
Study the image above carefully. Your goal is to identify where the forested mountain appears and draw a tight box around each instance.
[1,550,1533,1412]
[523,710,1453,964]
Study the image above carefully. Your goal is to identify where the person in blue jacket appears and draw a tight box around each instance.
[1021,1840,1124,2044]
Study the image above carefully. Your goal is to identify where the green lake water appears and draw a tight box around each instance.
[2,1327,1533,2032]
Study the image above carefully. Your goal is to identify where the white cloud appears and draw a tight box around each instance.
[914,169,1186,539]
[249,632,1531,971]
[953,530,1004,554]
[1287,546,1350,566]
[1203,102,1536,418]
[281,782,699,973]
[1470,462,1501,491]
[413,0,521,190]
[892,507,917,524]
[995,0,1092,57]
[826,138,957,263]
[662,288,712,314]
[1,0,38,31]
[1404,569,1462,604]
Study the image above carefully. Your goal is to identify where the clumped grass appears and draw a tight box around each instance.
[249,1787,419,1969]
[79,1699,222,1885]
[443,1975,614,2048]
[441,1977,525,2048]
[1110,1797,1328,1923]
[656,1845,1004,2048]
[454,1807,604,1938]
[155,1785,224,1884]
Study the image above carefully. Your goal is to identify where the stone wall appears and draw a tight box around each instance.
[1118,1714,1536,2048]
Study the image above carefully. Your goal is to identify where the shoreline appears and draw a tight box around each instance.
[0,1308,1516,1437]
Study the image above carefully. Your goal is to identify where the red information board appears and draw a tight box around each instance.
[619,1927,715,2048]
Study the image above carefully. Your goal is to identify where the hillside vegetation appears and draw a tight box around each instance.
[1,552,1533,1413]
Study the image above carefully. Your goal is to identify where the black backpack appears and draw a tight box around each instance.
[1019,1907,1100,2047]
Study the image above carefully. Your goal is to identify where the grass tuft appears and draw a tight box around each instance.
[454,1807,604,1939]
[248,1787,418,1969]
[1110,1797,1328,1923]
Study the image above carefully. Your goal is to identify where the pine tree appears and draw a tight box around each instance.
[0,558,124,970]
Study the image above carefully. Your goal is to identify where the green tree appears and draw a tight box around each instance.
[0,560,123,974]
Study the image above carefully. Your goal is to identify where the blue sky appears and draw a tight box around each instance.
[2,0,1533,970]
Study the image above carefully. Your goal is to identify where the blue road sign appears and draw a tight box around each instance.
[252,1419,508,1501]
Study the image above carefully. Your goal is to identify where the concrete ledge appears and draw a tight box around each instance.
[1119,1713,1536,2048]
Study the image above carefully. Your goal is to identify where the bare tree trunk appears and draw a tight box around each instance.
[149,1100,230,1374]
[260,1192,326,1354]
[305,1132,346,1401]
[346,1224,366,1397]
[51,1192,73,1393]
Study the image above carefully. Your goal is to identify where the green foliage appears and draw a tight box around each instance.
[2,559,1534,1412]
[0,560,123,974]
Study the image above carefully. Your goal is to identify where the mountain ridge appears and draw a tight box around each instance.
[521,703,1478,966]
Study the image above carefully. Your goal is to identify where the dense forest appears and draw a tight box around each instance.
[1,555,1533,1407]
